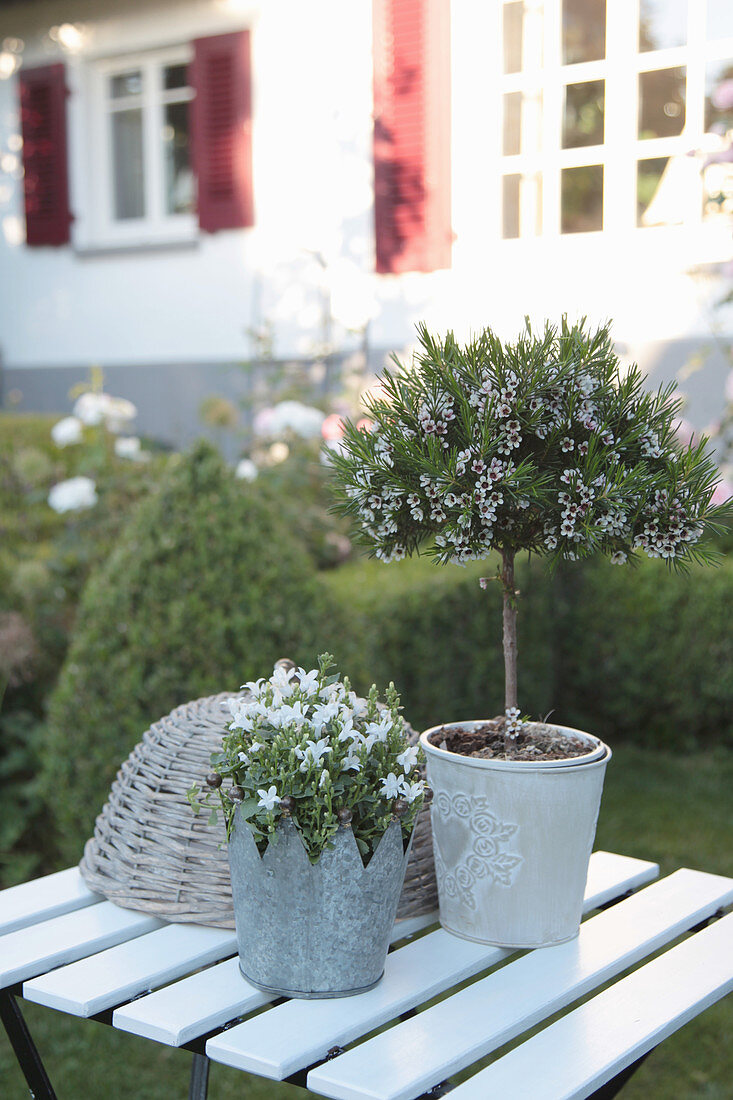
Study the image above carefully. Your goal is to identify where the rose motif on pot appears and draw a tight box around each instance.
[431,789,522,911]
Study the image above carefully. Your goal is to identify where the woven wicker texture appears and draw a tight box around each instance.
[79,691,437,927]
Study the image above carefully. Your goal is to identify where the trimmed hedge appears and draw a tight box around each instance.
[557,556,733,749]
[318,555,556,732]
[42,442,338,864]
[318,554,733,749]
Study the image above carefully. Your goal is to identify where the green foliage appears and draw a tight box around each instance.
[0,414,165,885]
[325,551,732,748]
[194,655,425,862]
[41,442,337,865]
[557,555,733,748]
[318,555,556,733]
[331,319,728,567]
[255,440,353,569]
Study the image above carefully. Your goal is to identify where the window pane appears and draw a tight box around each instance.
[639,0,687,52]
[163,101,194,214]
[502,173,542,238]
[702,162,733,221]
[164,64,189,91]
[708,0,733,40]
[638,67,686,139]
[637,157,685,225]
[563,0,606,65]
[503,1,543,74]
[561,165,603,232]
[503,174,520,237]
[563,80,604,148]
[503,90,543,156]
[110,70,142,99]
[702,65,733,220]
[705,59,733,133]
[112,109,145,219]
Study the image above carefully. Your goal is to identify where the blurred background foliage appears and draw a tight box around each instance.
[1,405,731,883]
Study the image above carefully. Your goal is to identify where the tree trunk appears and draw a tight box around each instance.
[501,547,518,755]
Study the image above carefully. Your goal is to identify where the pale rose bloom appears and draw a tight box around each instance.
[711,478,732,506]
[73,392,137,431]
[114,436,142,459]
[255,400,325,440]
[725,369,733,405]
[672,418,695,447]
[73,393,110,426]
[51,416,83,447]
[321,413,345,441]
[235,458,258,482]
[48,476,98,514]
[104,397,138,433]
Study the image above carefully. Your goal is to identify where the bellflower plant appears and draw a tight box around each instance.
[330,319,729,742]
[188,654,426,863]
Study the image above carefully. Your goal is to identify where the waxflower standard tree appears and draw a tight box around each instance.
[330,318,728,744]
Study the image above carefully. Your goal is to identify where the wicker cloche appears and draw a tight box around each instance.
[80,688,438,927]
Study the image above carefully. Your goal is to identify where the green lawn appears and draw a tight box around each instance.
[2,745,731,1099]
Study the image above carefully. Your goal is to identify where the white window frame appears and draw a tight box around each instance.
[86,45,196,248]
[498,0,733,241]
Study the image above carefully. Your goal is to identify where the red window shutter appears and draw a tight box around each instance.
[18,63,72,247]
[373,0,451,274]
[191,30,254,232]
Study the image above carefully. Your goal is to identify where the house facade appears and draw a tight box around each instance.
[0,0,732,446]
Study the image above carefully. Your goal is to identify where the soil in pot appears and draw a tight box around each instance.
[429,718,591,762]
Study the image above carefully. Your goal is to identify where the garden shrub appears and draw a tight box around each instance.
[42,441,338,865]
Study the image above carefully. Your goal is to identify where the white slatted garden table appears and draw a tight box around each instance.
[1,852,732,1100]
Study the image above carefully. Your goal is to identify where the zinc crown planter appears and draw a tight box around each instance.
[420,722,611,948]
[228,810,415,998]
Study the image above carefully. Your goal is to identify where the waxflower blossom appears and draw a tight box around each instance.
[189,654,427,863]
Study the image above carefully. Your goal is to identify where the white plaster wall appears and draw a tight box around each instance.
[0,0,379,367]
[0,0,732,379]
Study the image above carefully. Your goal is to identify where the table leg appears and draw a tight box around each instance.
[0,987,58,1100]
[587,1050,653,1099]
[189,1052,210,1100]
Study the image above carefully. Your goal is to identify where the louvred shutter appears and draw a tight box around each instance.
[18,63,72,246]
[373,0,451,273]
[191,30,254,232]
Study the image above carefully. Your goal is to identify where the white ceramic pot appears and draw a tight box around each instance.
[420,721,611,948]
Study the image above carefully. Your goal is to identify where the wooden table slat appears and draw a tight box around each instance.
[22,924,238,1017]
[450,910,733,1100]
[205,850,659,1078]
[113,957,273,1047]
[0,868,101,936]
[111,905,438,1046]
[306,869,733,1100]
[0,902,163,989]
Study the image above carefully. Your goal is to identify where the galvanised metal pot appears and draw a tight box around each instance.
[420,721,611,948]
[228,810,414,998]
